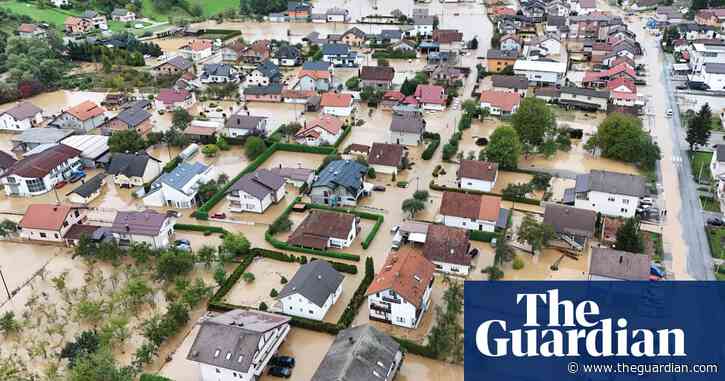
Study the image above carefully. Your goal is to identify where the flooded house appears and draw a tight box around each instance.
[513,59,568,86]
[490,75,529,96]
[60,135,110,168]
[297,61,333,91]
[359,66,396,89]
[221,40,246,64]
[240,39,272,64]
[294,115,344,146]
[0,151,17,175]
[11,128,74,152]
[368,143,405,176]
[320,92,354,117]
[413,84,446,111]
[276,260,344,320]
[247,60,281,86]
[227,169,286,213]
[243,83,283,102]
[558,87,609,112]
[411,14,435,37]
[321,43,359,67]
[224,114,269,139]
[366,247,435,329]
[66,173,106,204]
[457,160,498,193]
[272,45,303,67]
[50,101,106,131]
[269,166,315,188]
[155,88,196,111]
[151,56,193,78]
[103,104,153,136]
[178,39,213,62]
[340,27,367,47]
[18,204,87,243]
[106,152,163,188]
[110,210,176,249]
[17,23,47,39]
[199,63,240,84]
[143,162,217,209]
[542,203,597,252]
[1,144,82,197]
[287,210,358,249]
[186,309,291,381]
[310,160,368,206]
[438,191,502,233]
[0,102,43,131]
[389,112,425,146]
[486,49,518,73]
[589,248,651,281]
[423,224,472,276]
[566,170,646,218]
[478,90,521,116]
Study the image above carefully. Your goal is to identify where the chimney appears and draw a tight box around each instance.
[348,336,355,344]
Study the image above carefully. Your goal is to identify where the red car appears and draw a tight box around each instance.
[55,181,68,189]
[211,212,226,219]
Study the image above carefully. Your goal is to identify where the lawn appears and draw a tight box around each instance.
[690,151,713,184]
[706,226,725,259]
[0,0,80,28]
[140,0,239,20]
[700,196,721,213]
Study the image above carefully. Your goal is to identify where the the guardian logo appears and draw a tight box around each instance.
[475,290,686,358]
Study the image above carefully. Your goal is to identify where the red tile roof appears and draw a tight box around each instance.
[414,85,445,105]
[287,210,355,249]
[183,39,212,52]
[423,224,471,266]
[4,144,81,178]
[439,191,501,221]
[18,23,38,33]
[20,204,74,231]
[298,69,331,80]
[66,101,105,121]
[366,248,435,308]
[360,66,395,82]
[157,88,192,105]
[479,90,521,112]
[296,115,344,137]
[458,160,498,181]
[320,92,353,108]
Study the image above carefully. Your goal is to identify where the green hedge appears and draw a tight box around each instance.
[337,257,375,328]
[333,125,352,148]
[429,180,541,206]
[289,315,341,334]
[306,203,384,250]
[265,231,361,261]
[422,138,441,160]
[140,375,173,381]
[469,230,497,242]
[209,254,255,307]
[394,337,438,358]
[174,223,227,235]
[251,248,358,274]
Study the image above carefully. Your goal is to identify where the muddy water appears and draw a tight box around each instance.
[0,90,107,116]
[520,141,641,175]
[260,150,326,171]
[258,328,336,381]
[222,257,300,307]
[398,354,465,381]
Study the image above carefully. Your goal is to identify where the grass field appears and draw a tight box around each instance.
[707,226,725,259]
[0,0,80,28]
[691,151,713,184]
[140,0,239,20]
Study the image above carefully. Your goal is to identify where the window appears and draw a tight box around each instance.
[216,368,221,374]
[26,178,46,193]
[40,233,47,238]
[608,196,615,202]
[623,199,630,205]
[74,210,80,217]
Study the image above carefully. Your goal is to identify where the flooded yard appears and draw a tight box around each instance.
[0,90,107,117]
[221,257,300,308]
[260,150,326,171]
[520,141,641,176]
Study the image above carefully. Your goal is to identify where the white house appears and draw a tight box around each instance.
[110,8,135,22]
[412,15,435,37]
[155,88,196,111]
[106,153,163,188]
[66,173,106,204]
[227,169,286,213]
[18,204,86,242]
[110,210,176,249]
[423,224,473,276]
[711,145,725,178]
[0,102,43,131]
[439,191,501,233]
[294,115,344,146]
[1,144,82,197]
[277,260,344,320]
[143,162,217,209]
[187,310,291,381]
[389,113,425,146]
[569,170,646,218]
[699,63,725,91]
[368,143,405,176]
[513,58,568,85]
[50,0,69,7]
[320,93,354,117]
[688,41,725,73]
[51,101,106,131]
[288,210,358,249]
[479,90,521,116]
[365,248,435,329]
[179,39,213,62]
[224,114,269,138]
[457,160,498,192]
[414,85,446,111]
[199,63,240,84]
[246,60,280,86]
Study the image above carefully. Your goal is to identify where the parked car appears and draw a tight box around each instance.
[665,109,673,117]
[707,217,725,226]
[211,212,227,219]
[270,356,295,368]
[268,366,292,378]
[54,181,68,189]
[68,170,86,183]
[373,185,386,191]
[175,239,191,246]
[468,248,479,257]
[390,225,400,234]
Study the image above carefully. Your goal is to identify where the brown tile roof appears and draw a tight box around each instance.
[20,204,74,231]
[433,29,463,44]
[298,69,331,80]
[589,248,650,280]
[296,115,344,137]
[479,90,521,112]
[344,144,370,155]
[360,66,395,82]
[63,224,100,240]
[18,23,38,33]
[423,224,471,266]
[288,210,356,249]
[366,248,435,308]
[183,39,212,52]
[439,191,501,221]
[65,101,105,121]
[543,204,597,238]
[4,144,81,178]
[368,143,404,167]
[320,92,353,108]
[458,160,498,182]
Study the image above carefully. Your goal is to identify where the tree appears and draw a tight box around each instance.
[686,103,712,151]
[242,272,255,283]
[108,130,148,153]
[511,97,556,150]
[171,108,192,129]
[69,348,133,381]
[213,264,226,286]
[244,136,267,160]
[367,167,376,178]
[197,245,217,268]
[221,232,251,258]
[401,78,418,96]
[413,190,429,201]
[585,113,661,170]
[402,198,425,218]
[345,76,360,90]
[0,312,20,335]
[502,183,533,199]
[269,216,292,235]
[202,144,219,157]
[615,218,644,253]
[156,250,195,281]
[529,173,552,191]
[484,266,504,280]
[442,143,458,161]
[60,330,100,368]
[270,288,278,297]
[517,215,555,254]
[483,126,523,170]
[462,99,482,118]
[0,219,17,237]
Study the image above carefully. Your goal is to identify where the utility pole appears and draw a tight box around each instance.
[0,267,11,303]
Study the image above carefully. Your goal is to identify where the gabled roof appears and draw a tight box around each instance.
[322,43,351,56]
[157,88,192,105]
[187,310,290,372]
[368,143,404,167]
[590,248,650,280]
[114,106,151,127]
[458,160,498,182]
[68,173,106,198]
[487,49,518,60]
[0,151,17,169]
[181,39,212,52]
[288,210,356,249]
[202,63,235,77]
[13,128,73,145]
[479,90,521,112]
[366,248,435,307]
[342,27,366,39]
[423,224,471,266]
[151,162,209,193]
[298,69,331,80]
[244,83,283,95]
[432,29,463,44]
[20,204,75,231]
[3,144,81,178]
[110,210,171,236]
[255,59,280,79]
[312,160,367,195]
[229,169,285,199]
[390,114,425,134]
[111,8,132,17]
[65,101,105,121]
[439,191,501,221]
[302,61,331,71]
[561,86,610,99]
[17,23,39,33]
[225,114,266,130]
[311,325,400,381]
[574,170,646,197]
[414,84,445,105]
[1,102,42,121]
[543,203,597,238]
[278,260,344,307]
[359,66,395,82]
[107,153,159,178]
[296,115,344,137]
[320,92,353,108]
[60,135,109,160]
[275,45,301,60]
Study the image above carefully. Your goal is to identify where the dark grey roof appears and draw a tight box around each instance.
[706,63,725,75]
[81,10,98,18]
[380,29,403,40]
[590,248,650,280]
[161,56,193,71]
[343,27,366,39]
[322,43,350,56]
[203,63,234,77]
[150,162,208,192]
[312,325,401,381]
[547,15,566,27]
[561,86,610,99]
[275,45,301,60]
[107,153,159,177]
[575,170,646,197]
[390,114,425,134]
[225,114,267,130]
[303,61,332,71]
[115,106,151,128]
[716,145,725,162]
[278,260,343,307]
[543,203,597,238]
[492,75,529,90]
[68,173,106,198]
[14,128,73,145]
[312,160,367,194]
[229,169,285,199]
[110,210,170,236]
[111,8,131,17]
[244,83,283,95]
[487,49,518,60]
[413,15,435,25]
[1,102,42,121]
[0,151,17,169]
[256,60,281,79]
[187,310,291,373]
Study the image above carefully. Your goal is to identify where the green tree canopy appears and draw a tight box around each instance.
[510,97,556,150]
[244,136,268,160]
[686,103,713,151]
[615,218,645,253]
[482,126,523,170]
[585,113,661,170]
[517,215,555,254]
[108,130,148,153]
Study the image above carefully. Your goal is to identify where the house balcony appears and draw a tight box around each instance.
[370,302,392,313]
[381,296,401,304]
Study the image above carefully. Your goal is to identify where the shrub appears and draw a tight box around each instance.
[367,167,376,178]
[280,276,288,284]
[270,288,278,297]
[259,302,268,311]
[242,272,255,283]
[513,257,525,270]
[422,139,440,160]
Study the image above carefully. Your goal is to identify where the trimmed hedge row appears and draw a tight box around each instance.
[332,125,352,148]
[140,375,173,381]
[421,138,441,160]
[429,180,541,206]
[209,254,255,307]
[265,231,361,261]
[306,203,384,250]
[338,257,375,328]
[251,248,358,274]
[469,230,497,242]
[394,337,438,359]
[174,223,227,235]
